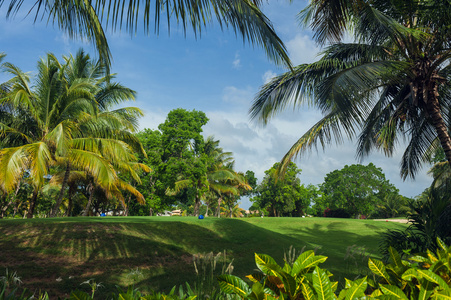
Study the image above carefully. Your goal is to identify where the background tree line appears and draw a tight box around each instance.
[249,162,412,219]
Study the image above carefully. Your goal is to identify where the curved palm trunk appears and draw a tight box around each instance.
[427,96,451,167]
[50,163,71,217]
[83,183,94,217]
[26,190,39,219]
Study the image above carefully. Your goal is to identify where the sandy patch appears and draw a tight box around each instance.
[373,219,410,224]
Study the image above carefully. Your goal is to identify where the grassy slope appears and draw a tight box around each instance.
[0,217,406,298]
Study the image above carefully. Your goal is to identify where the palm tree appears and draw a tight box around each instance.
[203,137,243,217]
[0,51,146,218]
[49,50,146,217]
[166,136,248,216]
[1,0,292,70]
[250,0,451,179]
[220,203,245,218]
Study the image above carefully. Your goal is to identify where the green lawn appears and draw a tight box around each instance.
[0,217,407,298]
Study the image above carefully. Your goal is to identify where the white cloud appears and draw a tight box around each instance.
[137,108,169,130]
[202,105,432,209]
[262,70,277,84]
[232,52,241,69]
[286,34,321,65]
[222,86,254,107]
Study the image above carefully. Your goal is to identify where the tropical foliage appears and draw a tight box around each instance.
[0,50,148,218]
[130,109,251,217]
[317,163,398,218]
[381,185,451,256]
[251,162,315,217]
[250,0,451,179]
[218,239,451,299]
[0,0,292,70]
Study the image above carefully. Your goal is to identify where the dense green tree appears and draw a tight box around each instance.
[242,170,258,197]
[132,128,165,216]
[319,163,397,218]
[1,0,291,70]
[160,109,209,215]
[297,184,321,216]
[250,0,451,179]
[251,162,309,217]
[134,119,250,217]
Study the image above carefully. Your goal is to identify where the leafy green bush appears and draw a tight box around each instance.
[217,239,451,299]
[380,188,451,257]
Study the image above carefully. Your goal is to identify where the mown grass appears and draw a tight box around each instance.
[0,217,406,298]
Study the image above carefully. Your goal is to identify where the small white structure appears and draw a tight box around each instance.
[171,209,181,216]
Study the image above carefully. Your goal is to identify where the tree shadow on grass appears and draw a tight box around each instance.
[265,218,408,281]
[0,218,304,298]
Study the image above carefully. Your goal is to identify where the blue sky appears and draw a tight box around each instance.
[0,1,433,208]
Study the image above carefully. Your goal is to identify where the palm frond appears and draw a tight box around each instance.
[95,83,136,111]
[22,142,53,189]
[68,148,117,190]
[115,178,145,204]
[400,120,437,179]
[276,109,351,177]
[1,0,291,69]
[298,0,360,45]
[0,146,28,192]
[354,4,427,48]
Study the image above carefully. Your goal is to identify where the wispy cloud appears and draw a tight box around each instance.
[262,70,276,84]
[286,34,320,65]
[232,52,241,69]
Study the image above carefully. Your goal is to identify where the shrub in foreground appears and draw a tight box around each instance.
[218,238,451,299]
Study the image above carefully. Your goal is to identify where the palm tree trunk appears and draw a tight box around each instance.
[124,195,131,216]
[194,195,201,216]
[217,197,222,218]
[205,202,209,217]
[50,163,71,217]
[66,184,75,217]
[427,95,451,167]
[26,190,38,219]
[83,184,94,217]
[13,200,22,217]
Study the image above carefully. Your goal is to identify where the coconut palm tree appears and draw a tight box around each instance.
[203,137,243,217]
[0,0,291,70]
[166,136,248,216]
[48,50,146,217]
[0,51,146,218]
[250,0,451,179]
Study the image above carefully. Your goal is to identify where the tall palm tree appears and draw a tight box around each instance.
[0,0,292,70]
[49,50,146,217]
[250,0,451,178]
[0,51,145,218]
[203,137,242,217]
